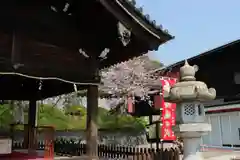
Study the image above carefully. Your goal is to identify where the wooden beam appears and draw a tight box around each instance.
[27,99,37,152]
[11,30,22,69]
[86,85,99,158]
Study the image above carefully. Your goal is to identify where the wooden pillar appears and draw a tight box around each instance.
[156,122,160,150]
[86,85,98,158]
[28,99,37,151]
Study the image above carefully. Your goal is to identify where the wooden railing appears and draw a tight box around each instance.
[13,140,180,160]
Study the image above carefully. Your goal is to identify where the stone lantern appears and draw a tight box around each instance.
[165,60,216,160]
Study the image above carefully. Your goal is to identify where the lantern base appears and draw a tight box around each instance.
[173,123,211,136]
[173,123,211,160]
[182,137,203,160]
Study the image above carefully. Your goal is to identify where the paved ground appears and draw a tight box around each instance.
[181,151,240,160]
[203,152,240,160]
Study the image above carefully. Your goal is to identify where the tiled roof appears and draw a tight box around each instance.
[125,0,171,35]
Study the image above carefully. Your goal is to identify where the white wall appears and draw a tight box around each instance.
[210,115,221,146]
[220,115,231,145]
[202,112,240,146]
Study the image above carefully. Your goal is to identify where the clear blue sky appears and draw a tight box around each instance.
[137,0,240,65]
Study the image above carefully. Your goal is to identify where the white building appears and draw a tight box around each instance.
[202,100,240,147]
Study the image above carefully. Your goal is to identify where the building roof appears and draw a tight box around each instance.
[105,0,174,41]
[159,39,240,73]
[205,100,240,113]
[155,39,240,99]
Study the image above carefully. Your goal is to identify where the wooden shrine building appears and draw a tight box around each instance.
[156,39,240,100]
[0,0,173,158]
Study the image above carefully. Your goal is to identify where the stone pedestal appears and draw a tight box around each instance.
[173,123,211,160]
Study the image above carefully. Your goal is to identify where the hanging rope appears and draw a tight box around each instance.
[0,71,99,85]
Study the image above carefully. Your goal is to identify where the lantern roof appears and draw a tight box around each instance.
[165,60,216,103]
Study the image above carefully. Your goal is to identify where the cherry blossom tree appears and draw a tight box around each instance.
[101,55,162,96]
[100,55,163,110]
[45,55,163,111]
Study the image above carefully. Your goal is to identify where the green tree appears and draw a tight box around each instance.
[0,104,13,128]
[98,107,146,131]
[64,105,86,116]
[150,60,164,68]
[37,104,70,130]
[0,103,147,131]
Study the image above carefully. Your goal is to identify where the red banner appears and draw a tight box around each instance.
[160,79,177,141]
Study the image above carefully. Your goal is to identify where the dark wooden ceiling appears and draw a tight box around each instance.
[0,0,172,100]
[0,0,154,68]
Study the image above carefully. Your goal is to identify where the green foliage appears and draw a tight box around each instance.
[38,104,71,130]
[98,108,147,131]
[0,104,13,128]
[64,105,86,116]
[0,103,147,131]
[151,60,164,68]
[38,104,86,130]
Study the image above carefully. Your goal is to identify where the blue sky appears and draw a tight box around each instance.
[137,0,240,65]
